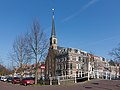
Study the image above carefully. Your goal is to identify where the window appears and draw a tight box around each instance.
[62,64,64,69]
[66,71,68,75]
[75,50,78,53]
[83,58,86,63]
[60,64,62,69]
[79,64,81,69]
[76,64,78,69]
[79,57,81,61]
[69,48,72,52]
[60,58,63,62]
[70,63,72,70]
[57,65,59,70]
[66,63,68,69]
[76,57,78,61]
[64,57,66,61]
[63,71,65,75]
[54,39,56,44]
[70,56,72,61]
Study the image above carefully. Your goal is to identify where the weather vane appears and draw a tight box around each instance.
[52,8,54,11]
[52,8,55,16]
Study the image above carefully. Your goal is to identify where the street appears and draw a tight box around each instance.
[0,80,120,90]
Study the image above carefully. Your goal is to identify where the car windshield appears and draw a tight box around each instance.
[8,77,13,79]
[23,77,34,80]
[14,77,20,79]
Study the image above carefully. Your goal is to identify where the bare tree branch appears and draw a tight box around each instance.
[10,35,32,78]
[109,43,120,62]
[26,20,48,84]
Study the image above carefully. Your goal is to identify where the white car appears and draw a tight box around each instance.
[1,76,7,82]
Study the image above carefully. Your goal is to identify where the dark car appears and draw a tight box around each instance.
[7,77,13,83]
[12,77,20,84]
[21,77,34,86]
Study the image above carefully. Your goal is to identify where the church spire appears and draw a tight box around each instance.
[50,8,57,50]
[51,8,56,38]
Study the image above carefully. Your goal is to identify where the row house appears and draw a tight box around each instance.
[14,63,45,80]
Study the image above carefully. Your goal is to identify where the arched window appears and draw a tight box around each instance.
[54,39,56,44]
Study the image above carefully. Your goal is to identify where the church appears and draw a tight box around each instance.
[45,9,112,81]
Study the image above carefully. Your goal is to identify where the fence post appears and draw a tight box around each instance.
[50,77,52,85]
[106,72,107,79]
[75,73,77,83]
[110,72,111,80]
[58,76,60,85]
[81,69,82,77]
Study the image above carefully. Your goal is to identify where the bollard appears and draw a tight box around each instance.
[50,77,52,85]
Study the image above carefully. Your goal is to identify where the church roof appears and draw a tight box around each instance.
[51,9,56,38]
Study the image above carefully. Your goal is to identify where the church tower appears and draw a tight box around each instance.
[50,9,57,50]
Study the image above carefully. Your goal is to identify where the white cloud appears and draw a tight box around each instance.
[63,0,100,22]
[81,0,99,11]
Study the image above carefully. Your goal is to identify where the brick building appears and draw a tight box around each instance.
[45,9,120,81]
[45,9,91,79]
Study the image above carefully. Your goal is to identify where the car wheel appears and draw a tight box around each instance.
[24,83,27,86]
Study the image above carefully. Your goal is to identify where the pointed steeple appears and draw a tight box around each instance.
[50,8,57,50]
[51,8,56,38]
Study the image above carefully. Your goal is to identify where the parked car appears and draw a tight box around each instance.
[7,77,13,83]
[21,77,35,86]
[12,77,20,84]
[1,76,7,82]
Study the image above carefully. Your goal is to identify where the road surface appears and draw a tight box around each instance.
[0,79,120,90]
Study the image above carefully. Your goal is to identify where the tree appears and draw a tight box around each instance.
[109,43,120,78]
[0,64,12,75]
[109,43,120,62]
[109,60,115,66]
[10,35,31,78]
[27,20,48,84]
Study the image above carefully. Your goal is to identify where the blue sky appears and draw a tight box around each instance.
[0,0,120,66]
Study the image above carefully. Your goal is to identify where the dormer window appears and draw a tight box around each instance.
[75,49,78,53]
